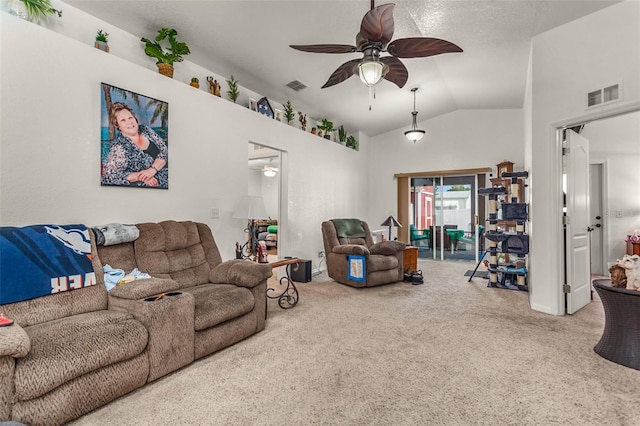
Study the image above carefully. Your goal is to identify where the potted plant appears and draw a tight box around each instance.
[10,0,62,21]
[283,100,295,125]
[318,119,334,140]
[346,135,358,150]
[95,30,109,52]
[141,28,190,78]
[338,125,347,145]
[190,77,199,88]
[226,75,240,103]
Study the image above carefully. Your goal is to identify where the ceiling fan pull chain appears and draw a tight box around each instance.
[368,85,373,111]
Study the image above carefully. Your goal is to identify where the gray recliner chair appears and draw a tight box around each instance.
[321,219,405,288]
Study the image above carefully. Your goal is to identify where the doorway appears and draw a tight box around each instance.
[560,108,640,314]
[247,142,286,261]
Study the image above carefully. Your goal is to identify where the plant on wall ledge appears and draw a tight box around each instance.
[338,125,347,145]
[283,100,295,124]
[226,75,240,103]
[95,29,109,52]
[318,119,334,140]
[141,28,190,78]
[346,135,358,150]
[11,0,62,21]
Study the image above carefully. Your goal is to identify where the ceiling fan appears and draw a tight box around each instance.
[290,1,462,89]
[261,160,278,177]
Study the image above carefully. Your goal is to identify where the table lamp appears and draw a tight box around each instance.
[380,216,402,241]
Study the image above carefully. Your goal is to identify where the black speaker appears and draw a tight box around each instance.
[290,259,312,283]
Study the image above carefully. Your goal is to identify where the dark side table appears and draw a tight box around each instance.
[267,258,300,309]
[593,279,640,370]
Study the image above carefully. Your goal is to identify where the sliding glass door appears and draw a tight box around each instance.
[410,174,483,262]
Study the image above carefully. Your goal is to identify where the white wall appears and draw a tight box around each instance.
[583,111,640,262]
[529,0,640,314]
[367,108,525,231]
[0,11,368,265]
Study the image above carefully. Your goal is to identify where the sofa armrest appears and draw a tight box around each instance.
[0,323,30,358]
[369,241,406,255]
[332,244,370,256]
[109,277,179,300]
[209,260,273,289]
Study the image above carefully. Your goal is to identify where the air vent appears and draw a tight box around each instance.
[286,80,307,91]
[587,83,622,109]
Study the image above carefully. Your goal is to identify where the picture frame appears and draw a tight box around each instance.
[256,97,275,119]
[100,83,169,189]
[249,98,257,111]
[275,109,282,122]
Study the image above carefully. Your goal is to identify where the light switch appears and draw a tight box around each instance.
[210,208,220,219]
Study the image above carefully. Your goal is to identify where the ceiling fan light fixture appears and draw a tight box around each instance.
[358,60,385,87]
[263,167,277,177]
[404,88,425,143]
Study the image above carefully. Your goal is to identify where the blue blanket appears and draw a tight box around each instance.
[0,225,96,304]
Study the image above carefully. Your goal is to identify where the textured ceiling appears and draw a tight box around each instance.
[65,0,622,137]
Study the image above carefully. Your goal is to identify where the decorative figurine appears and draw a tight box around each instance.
[207,76,221,96]
[311,127,316,135]
[235,241,243,259]
[298,111,307,132]
[257,240,269,263]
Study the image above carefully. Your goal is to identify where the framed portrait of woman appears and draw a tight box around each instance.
[100,83,169,189]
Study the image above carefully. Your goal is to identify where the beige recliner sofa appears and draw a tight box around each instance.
[322,219,405,288]
[0,220,271,425]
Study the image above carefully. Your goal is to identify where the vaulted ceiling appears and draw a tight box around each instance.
[65,0,621,137]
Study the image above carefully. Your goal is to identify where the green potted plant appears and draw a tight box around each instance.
[11,0,62,21]
[95,30,109,52]
[140,28,191,78]
[226,75,240,103]
[283,100,295,125]
[346,135,358,150]
[338,125,347,145]
[319,119,334,140]
[190,77,199,88]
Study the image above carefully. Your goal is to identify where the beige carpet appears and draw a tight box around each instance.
[69,259,640,425]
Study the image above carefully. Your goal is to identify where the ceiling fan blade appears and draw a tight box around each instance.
[387,37,463,58]
[290,44,357,54]
[321,58,362,88]
[380,57,408,88]
[359,3,395,46]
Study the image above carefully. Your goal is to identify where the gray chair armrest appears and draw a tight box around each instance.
[369,240,405,255]
[109,277,179,300]
[0,323,30,358]
[332,244,370,256]
[209,260,273,288]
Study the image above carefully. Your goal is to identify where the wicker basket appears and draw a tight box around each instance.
[157,63,174,78]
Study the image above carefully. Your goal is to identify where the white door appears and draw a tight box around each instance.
[588,164,604,275]
[565,130,591,314]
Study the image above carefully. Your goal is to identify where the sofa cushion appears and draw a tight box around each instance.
[182,284,254,331]
[14,310,148,401]
[134,221,222,289]
[367,254,399,272]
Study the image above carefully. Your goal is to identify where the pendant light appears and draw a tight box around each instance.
[404,88,425,143]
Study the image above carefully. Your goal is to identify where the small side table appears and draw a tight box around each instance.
[267,258,300,309]
[404,246,418,272]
